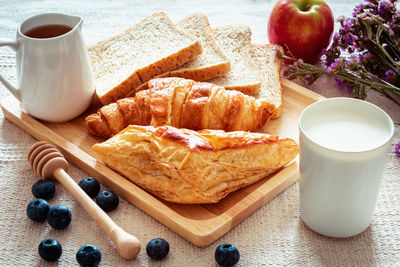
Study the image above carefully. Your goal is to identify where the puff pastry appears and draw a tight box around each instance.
[92,125,299,204]
[86,77,275,138]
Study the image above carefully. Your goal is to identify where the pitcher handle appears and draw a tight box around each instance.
[0,39,20,101]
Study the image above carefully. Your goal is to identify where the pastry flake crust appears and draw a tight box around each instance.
[86,78,275,138]
[92,125,299,204]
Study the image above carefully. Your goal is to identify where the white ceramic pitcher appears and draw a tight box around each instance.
[0,13,94,122]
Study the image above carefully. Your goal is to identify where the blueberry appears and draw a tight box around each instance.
[95,190,119,212]
[32,179,55,200]
[214,243,240,267]
[78,177,100,199]
[38,239,62,261]
[76,244,101,267]
[26,198,50,222]
[146,238,169,260]
[46,205,71,229]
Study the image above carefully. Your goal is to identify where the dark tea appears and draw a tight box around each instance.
[24,24,72,39]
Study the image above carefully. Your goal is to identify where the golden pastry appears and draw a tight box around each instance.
[92,125,298,204]
[86,77,275,138]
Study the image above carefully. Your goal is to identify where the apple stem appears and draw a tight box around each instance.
[299,2,312,12]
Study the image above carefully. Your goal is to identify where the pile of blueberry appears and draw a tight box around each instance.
[27,177,240,266]
[78,177,119,212]
[27,180,71,229]
[26,177,119,266]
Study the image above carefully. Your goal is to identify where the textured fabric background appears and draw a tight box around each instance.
[0,0,399,266]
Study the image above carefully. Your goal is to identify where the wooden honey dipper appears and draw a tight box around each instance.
[27,141,141,260]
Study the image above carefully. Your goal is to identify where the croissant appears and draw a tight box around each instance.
[92,125,299,204]
[86,77,275,138]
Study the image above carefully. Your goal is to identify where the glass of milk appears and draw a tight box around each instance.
[299,97,394,238]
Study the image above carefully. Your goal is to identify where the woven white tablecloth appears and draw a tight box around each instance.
[0,0,399,266]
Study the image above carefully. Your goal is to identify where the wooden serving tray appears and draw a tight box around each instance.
[1,78,324,247]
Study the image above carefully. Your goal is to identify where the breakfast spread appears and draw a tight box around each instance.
[86,77,276,138]
[2,0,397,264]
[92,125,299,204]
[2,9,305,255]
[83,11,297,204]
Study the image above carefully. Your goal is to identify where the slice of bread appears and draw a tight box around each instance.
[251,44,283,118]
[173,13,230,81]
[88,12,203,105]
[207,25,261,96]
[126,12,230,96]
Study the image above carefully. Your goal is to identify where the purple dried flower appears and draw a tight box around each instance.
[356,53,364,63]
[306,0,400,103]
[324,45,341,67]
[352,3,365,17]
[395,141,400,158]
[359,13,385,27]
[342,18,356,31]
[360,52,379,67]
[385,69,396,81]
[332,32,340,44]
[365,0,379,9]
[339,17,358,38]
[385,69,399,85]
[391,22,400,35]
[343,33,358,46]
[345,55,360,70]
[382,23,395,36]
[324,55,334,67]
[378,1,395,21]
[327,58,345,74]
[352,1,379,16]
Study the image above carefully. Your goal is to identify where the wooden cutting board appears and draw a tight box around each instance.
[1,78,324,247]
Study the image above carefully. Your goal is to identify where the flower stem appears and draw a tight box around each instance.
[281,54,400,105]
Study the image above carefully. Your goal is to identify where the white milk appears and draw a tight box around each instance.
[299,98,394,238]
[303,111,390,152]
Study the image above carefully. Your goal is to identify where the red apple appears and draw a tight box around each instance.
[268,0,334,63]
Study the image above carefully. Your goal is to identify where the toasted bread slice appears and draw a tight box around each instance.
[251,44,283,118]
[126,12,231,96]
[88,12,203,105]
[208,25,261,95]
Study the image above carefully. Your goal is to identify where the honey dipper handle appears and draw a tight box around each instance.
[54,168,141,260]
